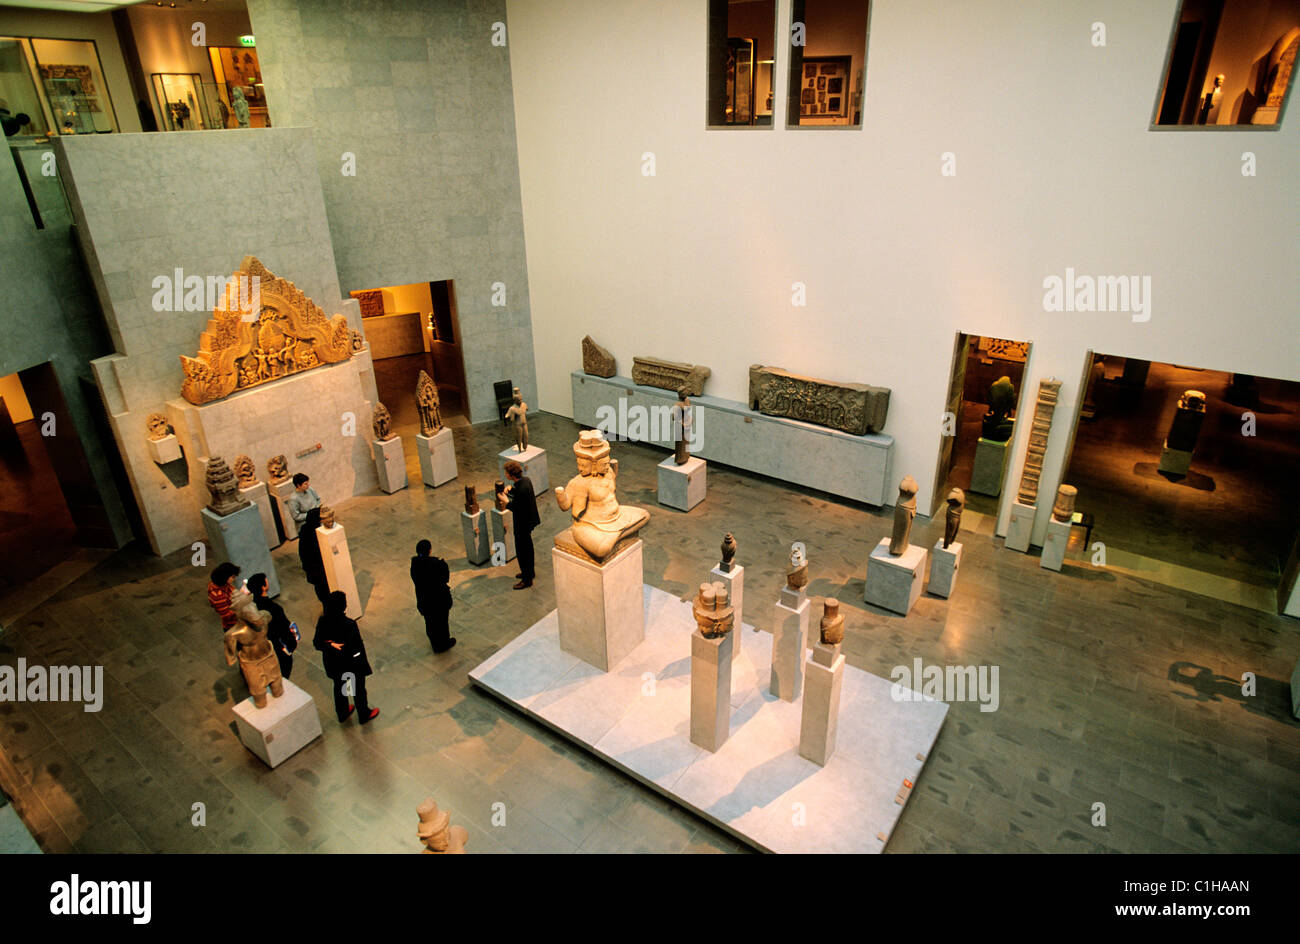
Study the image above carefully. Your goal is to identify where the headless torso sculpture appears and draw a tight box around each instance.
[554,430,649,562]
[223,589,284,708]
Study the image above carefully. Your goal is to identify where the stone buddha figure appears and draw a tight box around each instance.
[553,430,649,562]
[224,590,284,709]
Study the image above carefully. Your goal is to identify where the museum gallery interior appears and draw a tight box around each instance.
[0,0,1295,856]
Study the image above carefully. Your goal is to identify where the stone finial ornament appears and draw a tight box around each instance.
[672,388,692,465]
[224,590,284,709]
[692,581,734,638]
[943,487,965,549]
[504,387,529,453]
[372,402,394,442]
[581,335,616,377]
[319,504,336,529]
[464,485,479,515]
[494,480,508,511]
[415,369,443,436]
[748,364,890,435]
[233,454,257,489]
[889,475,918,555]
[266,455,289,486]
[417,798,468,854]
[819,599,844,646]
[1051,484,1077,523]
[206,456,251,516]
[553,430,649,562]
[146,412,172,441]
[719,532,737,572]
[786,542,809,591]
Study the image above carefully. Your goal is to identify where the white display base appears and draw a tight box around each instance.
[202,504,280,597]
[373,436,407,493]
[231,678,322,768]
[239,481,280,550]
[969,436,1010,496]
[417,427,457,487]
[864,539,926,615]
[497,444,548,493]
[690,629,733,752]
[1040,517,1072,572]
[657,455,706,511]
[553,539,645,672]
[1158,441,1193,476]
[148,433,182,464]
[770,590,810,701]
[928,540,962,598]
[799,643,845,767]
[1006,500,1035,552]
[468,584,948,853]
[489,507,516,563]
[270,480,299,540]
[710,563,744,664]
[318,523,361,618]
[462,510,491,565]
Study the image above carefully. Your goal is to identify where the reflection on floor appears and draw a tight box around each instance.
[0,413,1297,853]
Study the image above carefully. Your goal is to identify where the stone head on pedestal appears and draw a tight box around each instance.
[464,485,479,515]
[719,532,737,572]
[319,504,336,529]
[786,542,809,591]
[692,581,734,638]
[889,475,918,555]
[206,456,251,516]
[417,798,468,854]
[146,412,172,441]
[553,430,649,562]
[819,599,844,646]
[943,487,965,549]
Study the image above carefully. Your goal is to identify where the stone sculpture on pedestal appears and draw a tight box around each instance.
[631,355,710,396]
[889,475,918,555]
[553,430,649,562]
[672,388,692,464]
[787,542,809,591]
[581,335,616,377]
[692,582,734,638]
[1052,484,1077,522]
[146,412,172,441]
[224,590,284,709]
[464,486,479,515]
[320,504,336,529]
[719,532,737,572]
[819,599,844,645]
[505,388,529,453]
[1017,379,1062,505]
[943,487,965,549]
[372,402,394,442]
[415,370,443,436]
[494,480,508,511]
[206,456,251,516]
[266,455,289,486]
[981,376,1016,441]
[1167,390,1207,452]
[417,798,468,854]
[748,364,891,435]
[233,455,257,489]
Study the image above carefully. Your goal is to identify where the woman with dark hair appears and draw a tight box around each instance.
[410,539,455,654]
[247,573,297,679]
[207,562,242,630]
[298,507,329,603]
[313,590,378,724]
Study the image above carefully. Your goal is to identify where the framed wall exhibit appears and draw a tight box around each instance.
[6,36,120,134]
[723,37,755,124]
[798,55,850,118]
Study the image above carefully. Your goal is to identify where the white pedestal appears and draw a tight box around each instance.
[270,480,299,540]
[489,507,516,563]
[690,629,733,752]
[417,427,457,487]
[318,523,361,618]
[462,510,491,565]
[239,481,280,550]
[1006,500,1036,552]
[231,679,322,768]
[1040,517,1072,572]
[657,455,706,511]
[799,642,845,766]
[148,433,182,464]
[497,444,548,493]
[373,436,407,493]
[864,539,926,615]
[970,436,1010,496]
[202,504,280,597]
[928,541,962,598]
[553,538,644,672]
[710,563,744,663]
[770,589,811,702]
[1158,440,1193,476]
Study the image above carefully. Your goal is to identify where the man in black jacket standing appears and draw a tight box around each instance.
[410,540,455,654]
[504,460,540,589]
[313,591,378,724]
[248,572,297,678]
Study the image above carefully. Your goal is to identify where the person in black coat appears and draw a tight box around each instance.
[504,460,541,589]
[298,507,330,603]
[410,540,456,654]
[313,591,378,724]
[248,572,297,679]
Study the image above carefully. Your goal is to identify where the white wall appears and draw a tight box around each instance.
[508,0,1300,543]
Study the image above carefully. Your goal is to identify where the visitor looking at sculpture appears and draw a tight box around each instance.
[208,562,242,631]
[298,508,330,603]
[314,591,378,725]
[248,572,298,678]
[286,473,320,529]
[410,540,456,654]
[504,460,540,590]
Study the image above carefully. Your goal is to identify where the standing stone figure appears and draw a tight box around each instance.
[889,475,918,555]
[415,370,443,436]
[505,387,529,453]
[672,387,692,464]
[463,485,479,515]
[206,456,251,516]
[231,86,250,127]
[719,532,737,572]
[224,590,284,709]
[819,599,844,646]
[372,402,394,442]
[943,487,965,549]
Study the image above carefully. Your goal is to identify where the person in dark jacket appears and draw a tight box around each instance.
[410,540,455,654]
[313,591,378,724]
[248,572,297,679]
[298,507,330,603]
[504,460,541,589]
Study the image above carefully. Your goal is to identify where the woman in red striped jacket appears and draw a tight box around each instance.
[208,562,242,630]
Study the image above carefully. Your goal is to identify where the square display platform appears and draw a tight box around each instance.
[864,539,925,615]
[498,444,548,493]
[553,538,644,672]
[657,455,706,511]
[1040,517,1072,572]
[202,504,280,597]
[928,541,962,598]
[374,436,407,493]
[970,436,1010,496]
[231,679,322,768]
[417,427,457,487]
[469,585,948,853]
[1005,500,1035,552]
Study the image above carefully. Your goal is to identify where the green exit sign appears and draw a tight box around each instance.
[238,35,256,47]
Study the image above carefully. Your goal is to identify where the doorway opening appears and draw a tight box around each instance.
[932,332,1033,519]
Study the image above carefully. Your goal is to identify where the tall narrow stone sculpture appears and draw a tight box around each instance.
[1016,379,1062,506]
[819,599,844,645]
[943,488,965,549]
[553,431,649,562]
[800,597,846,766]
[224,590,284,709]
[206,456,251,516]
[1159,389,1207,475]
[690,581,734,752]
[464,485,480,515]
[889,475,918,555]
[672,388,692,464]
[771,542,812,702]
[417,798,468,854]
[581,335,616,378]
[505,387,529,453]
[416,370,443,436]
[719,532,737,572]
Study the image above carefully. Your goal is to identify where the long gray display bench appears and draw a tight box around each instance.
[571,371,894,506]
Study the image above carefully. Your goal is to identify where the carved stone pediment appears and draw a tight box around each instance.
[748,364,890,435]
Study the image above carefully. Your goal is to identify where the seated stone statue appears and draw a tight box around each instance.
[223,588,285,709]
[981,375,1016,441]
[554,430,649,562]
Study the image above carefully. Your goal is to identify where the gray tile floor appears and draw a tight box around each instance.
[0,411,1297,853]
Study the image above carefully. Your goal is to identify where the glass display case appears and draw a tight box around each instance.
[151,73,209,131]
[0,37,50,138]
[30,37,117,134]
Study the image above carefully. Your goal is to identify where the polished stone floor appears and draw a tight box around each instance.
[0,411,1297,853]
